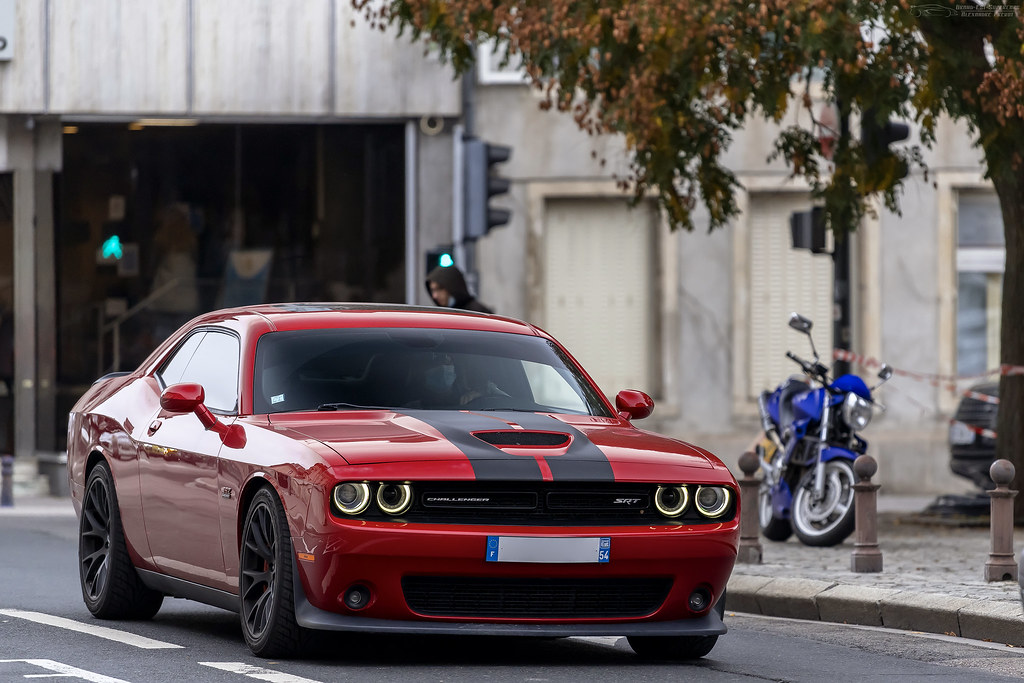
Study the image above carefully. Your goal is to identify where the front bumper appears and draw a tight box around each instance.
[292,519,738,631]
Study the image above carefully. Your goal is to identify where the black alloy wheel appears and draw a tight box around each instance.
[79,461,163,619]
[239,487,305,657]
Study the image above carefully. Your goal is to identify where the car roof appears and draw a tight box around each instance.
[187,303,544,336]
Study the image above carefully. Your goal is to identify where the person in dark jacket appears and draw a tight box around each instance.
[425,265,493,313]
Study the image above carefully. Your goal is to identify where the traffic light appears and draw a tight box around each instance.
[790,207,828,254]
[464,137,512,240]
[100,234,124,260]
[425,245,455,274]
[860,107,910,180]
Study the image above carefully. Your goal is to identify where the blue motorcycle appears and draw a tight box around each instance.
[757,313,893,546]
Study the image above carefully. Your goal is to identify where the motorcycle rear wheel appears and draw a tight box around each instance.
[758,484,793,541]
[791,459,856,547]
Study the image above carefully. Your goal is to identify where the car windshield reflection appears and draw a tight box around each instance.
[255,327,612,417]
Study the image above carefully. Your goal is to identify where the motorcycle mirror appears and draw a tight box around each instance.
[788,313,813,335]
[878,364,894,382]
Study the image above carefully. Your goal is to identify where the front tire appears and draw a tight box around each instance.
[791,459,857,547]
[79,461,164,619]
[626,592,724,660]
[239,487,306,658]
[758,483,792,542]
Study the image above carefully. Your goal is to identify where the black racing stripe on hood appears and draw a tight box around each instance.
[403,410,614,481]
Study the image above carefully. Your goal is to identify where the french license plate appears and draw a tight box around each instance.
[485,536,610,563]
[949,421,976,445]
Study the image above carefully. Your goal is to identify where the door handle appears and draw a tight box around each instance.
[147,420,162,436]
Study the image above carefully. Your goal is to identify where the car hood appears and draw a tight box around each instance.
[268,409,721,482]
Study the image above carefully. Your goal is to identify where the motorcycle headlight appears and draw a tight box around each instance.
[333,482,372,515]
[841,393,873,431]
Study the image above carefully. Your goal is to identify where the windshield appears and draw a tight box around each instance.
[253,327,613,417]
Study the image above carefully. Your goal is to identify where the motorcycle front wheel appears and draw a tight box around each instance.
[758,483,793,542]
[791,459,856,547]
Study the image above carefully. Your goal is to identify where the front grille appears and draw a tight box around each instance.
[388,482,734,525]
[402,576,672,618]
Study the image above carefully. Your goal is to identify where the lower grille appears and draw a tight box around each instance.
[402,576,672,618]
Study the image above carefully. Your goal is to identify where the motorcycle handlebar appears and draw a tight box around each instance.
[786,351,829,381]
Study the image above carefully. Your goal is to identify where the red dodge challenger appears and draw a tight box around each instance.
[68,304,738,659]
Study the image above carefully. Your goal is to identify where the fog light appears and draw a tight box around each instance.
[688,588,711,612]
[344,585,372,610]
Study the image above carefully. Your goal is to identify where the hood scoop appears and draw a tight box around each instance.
[473,430,571,448]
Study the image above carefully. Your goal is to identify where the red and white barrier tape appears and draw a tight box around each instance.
[949,419,997,440]
[832,348,1011,406]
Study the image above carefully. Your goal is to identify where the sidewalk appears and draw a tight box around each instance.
[728,494,1024,646]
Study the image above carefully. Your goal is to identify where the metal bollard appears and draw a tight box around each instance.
[985,459,1017,582]
[737,451,763,564]
[851,454,882,573]
[0,454,13,507]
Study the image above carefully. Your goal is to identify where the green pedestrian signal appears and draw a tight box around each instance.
[101,235,124,260]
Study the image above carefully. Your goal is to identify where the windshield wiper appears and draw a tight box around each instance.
[317,402,389,411]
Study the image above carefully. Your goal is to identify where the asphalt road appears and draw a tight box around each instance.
[4,511,1024,682]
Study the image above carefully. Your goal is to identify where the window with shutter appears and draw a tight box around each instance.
[542,198,656,398]
[748,194,834,399]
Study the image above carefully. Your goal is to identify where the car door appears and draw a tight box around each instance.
[139,328,240,590]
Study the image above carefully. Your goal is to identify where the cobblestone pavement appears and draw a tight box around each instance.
[735,511,1020,604]
[728,495,1024,645]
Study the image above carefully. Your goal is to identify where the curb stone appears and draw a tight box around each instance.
[815,584,902,627]
[957,600,1024,645]
[880,592,975,636]
[747,577,837,621]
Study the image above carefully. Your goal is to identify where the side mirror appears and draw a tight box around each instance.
[160,382,205,413]
[788,313,813,334]
[159,382,245,448]
[878,364,894,382]
[616,390,655,421]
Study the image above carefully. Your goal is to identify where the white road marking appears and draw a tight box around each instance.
[200,662,323,683]
[573,636,623,647]
[0,610,183,649]
[0,659,130,683]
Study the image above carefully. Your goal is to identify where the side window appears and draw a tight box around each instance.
[157,330,240,413]
[158,332,206,387]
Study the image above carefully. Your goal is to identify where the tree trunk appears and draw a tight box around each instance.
[993,172,1024,523]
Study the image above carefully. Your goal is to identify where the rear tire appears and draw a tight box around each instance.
[79,461,164,619]
[239,487,307,658]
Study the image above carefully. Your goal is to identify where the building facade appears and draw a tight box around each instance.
[0,0,1002,495]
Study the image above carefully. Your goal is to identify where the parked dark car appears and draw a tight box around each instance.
[948,381,999,489]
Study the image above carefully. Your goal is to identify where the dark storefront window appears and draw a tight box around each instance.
[56,123,405,426]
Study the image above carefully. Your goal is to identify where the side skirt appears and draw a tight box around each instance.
[136,569,239,613]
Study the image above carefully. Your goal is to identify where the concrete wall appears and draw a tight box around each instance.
[0,0,460,116]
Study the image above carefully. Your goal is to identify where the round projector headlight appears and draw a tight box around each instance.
[333,482,371,515]
[654,485,689,517]
[695,486,731,518]
[842,393,873,431]
[376,483,413,515]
